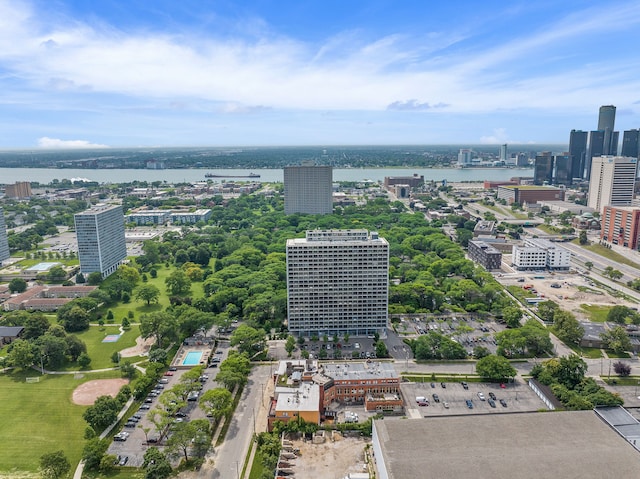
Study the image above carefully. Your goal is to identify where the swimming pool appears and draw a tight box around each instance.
[182,351,203,366]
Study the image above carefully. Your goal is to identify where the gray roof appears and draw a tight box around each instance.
[0,326,24,337]
[373,411,640,479]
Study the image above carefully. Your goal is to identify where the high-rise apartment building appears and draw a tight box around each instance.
[569,129,588,180]
[622,129,640,159]
[499,144,508,162]
[74,205,127,278]
[587,156,638,213]
[4,182,32,199]
[0,207,10,264]
[457,149,473,167]
[533,152,554,185]
[286,230,389,336]
[284,165,333,215]
[601,206,640,249]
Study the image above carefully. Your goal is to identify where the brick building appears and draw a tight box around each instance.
[601,206,640,249]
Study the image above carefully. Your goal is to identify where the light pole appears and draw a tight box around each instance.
[235,461,240,479]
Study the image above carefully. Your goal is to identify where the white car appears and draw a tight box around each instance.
[477,392,486,401]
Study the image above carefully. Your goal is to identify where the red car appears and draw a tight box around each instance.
[500,383,506,389]
[418,401,429,407]
[164,371,174,376]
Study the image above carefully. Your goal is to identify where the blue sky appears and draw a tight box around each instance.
[1,0,640,148]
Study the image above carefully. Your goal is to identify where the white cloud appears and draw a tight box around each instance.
[480,128,512,144]
[37,137,109,148]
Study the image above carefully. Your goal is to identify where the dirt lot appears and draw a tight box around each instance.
[285,435,370,479]
[72,378,129,405]
[501,272,634,320]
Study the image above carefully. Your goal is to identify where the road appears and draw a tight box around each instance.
[209,365,271,479]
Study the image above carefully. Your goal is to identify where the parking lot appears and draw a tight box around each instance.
[401,379,547,418]
[107,343,230,467]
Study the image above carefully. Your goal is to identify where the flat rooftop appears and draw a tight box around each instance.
[373,411,640,479]
[321,362,398,381]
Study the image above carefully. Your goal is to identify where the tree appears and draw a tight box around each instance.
[87,272,103,286]
[476,354,517,381]
[57,305,90,332]
[553,310,584,346]
[166,421,209,463]
[78,352,92,369]
[40,450,71,479]
[142,447,172,479]
[7,339,35,369]
[81,438,109,471]
[140,311,178,349]
[502,306,522,328]
[76,272,86,284]
[216,353,251,391]
[230,324,266,356]
[21,313,50,340]
[613,361,632,377]
[584,261,593,271]
[607,305,633,325]
[135,284,161,306]
[165,269,191,296]
[473,345,491,359]
[579,230,588,245]
[600,326,632,354]
[537,301,560,322]
[285,335,296,357]
[375,340,389,358]
[117,264,141,287]
[47,266,67,282]
[8,278,27,293]
[199,387,233,422]
[83,395,120,432]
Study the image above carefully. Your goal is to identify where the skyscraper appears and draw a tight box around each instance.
[284,165,333,215]
[553,153,572,186]
[568,129,588,180]
[533,152,554,185]
[587,156,638,213]
[286,230,389,336]
[586,105,619,179]
[499,144,508,162]
[622,129,640,159]
[74,205,127,278]
[0,207,10,264]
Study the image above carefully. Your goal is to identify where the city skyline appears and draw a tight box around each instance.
[2,1,640,148]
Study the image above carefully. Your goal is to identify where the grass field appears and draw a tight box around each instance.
[0,369,122,474]
[580,304,611,323]
[581,243,640,270]
[566,345,603,359]
[62,324,143,370]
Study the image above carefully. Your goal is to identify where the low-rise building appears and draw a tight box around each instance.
[383,174,424,189]
[512,238,571,271]
[126,210,171,225]
[3,285,96,311]
[468,240,503,270]
[473,220,496,237]
[170,209,212,224]
[497,185,565,205]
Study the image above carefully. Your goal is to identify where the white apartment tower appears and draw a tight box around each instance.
[0,207,10,264]
[458,149,473,167]
[588,156,638,213]
[74,205,127,278]
[286,230,389,336]
[284,165,333,215]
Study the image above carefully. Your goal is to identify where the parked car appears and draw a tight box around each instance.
[441,382,446,388]
[477,392,486,401]
[488,392,496,400]
[465,399,474,409]
[443,402,450,409]
[159,378,169,384]
[430,382,436,388]
[119,456,129,466]
[488,399,496,408]
[432,394,440,403]
[113,434,127,442]
[124,421,136,428]
[164,371,174,376]
[139,404,151,410]
[500,399,508,407]
[169,367,178,371]
[461,381,469,390]
[418,401,429,407]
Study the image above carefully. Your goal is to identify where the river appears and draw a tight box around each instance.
[0,167,533,185]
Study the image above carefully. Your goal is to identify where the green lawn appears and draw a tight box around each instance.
[248,449,266,479]
[581,243,640,270]
[0,369,122,474]
[101,263,206,324]
[566,345,604,359]
[580,304,611,323]
[63,324,143,370]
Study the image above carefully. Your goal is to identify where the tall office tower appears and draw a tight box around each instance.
[457,149,473,167]
[283,165,333,215]
[553,153,572,186]
[5,181,32,199]
[569,129,588,180]
[0,207,10,264]
[533,152,554,185]
[74,205,127,278]
[622,129,640,159]
[587,156,638,213]
[586,130,605,180]
[286,230,389,336]
[516,152,529,167]
[599,104,618,156]
[499,144,508,162]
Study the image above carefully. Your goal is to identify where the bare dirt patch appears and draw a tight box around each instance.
[72,378,129,405]
[120,335,154,357]
[288,434,370,479]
